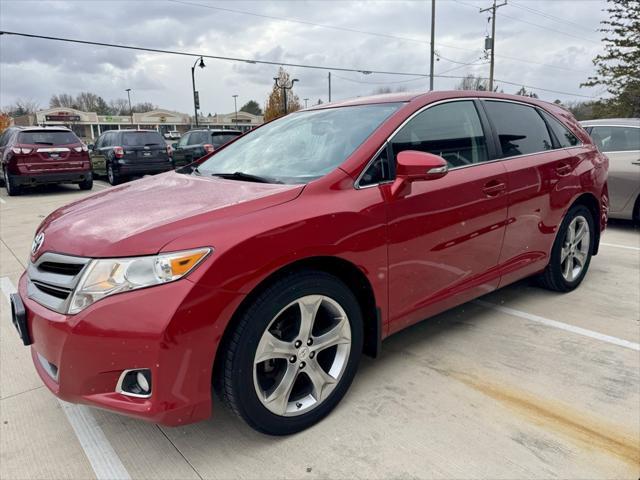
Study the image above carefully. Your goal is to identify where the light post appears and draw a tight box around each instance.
[304,98,309,108]
[232,94,238,129]
[273,76,299,115]
[125,88,133,127]
[191,56,205,127]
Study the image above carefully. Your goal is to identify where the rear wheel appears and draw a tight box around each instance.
[107,163,120,186]
[78,173,93,191]
[3,167,21,196]
[538,205,594,292]
[218,271,363,435]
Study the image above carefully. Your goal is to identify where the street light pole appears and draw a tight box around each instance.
[191,56,206,127]
[232,94,238,128]
[429,0,435,91]
[125,88,133,127]
[273,76,299,115]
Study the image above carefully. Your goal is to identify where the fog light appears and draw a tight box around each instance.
[116,369,152,398]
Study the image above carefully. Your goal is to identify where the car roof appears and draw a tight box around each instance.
[580,118,640,127]
[18,126,73,132]
[188,129,242,134]
[305,90,565,112]
[115,129,160,133]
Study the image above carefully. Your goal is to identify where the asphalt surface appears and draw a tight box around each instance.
[1,179,639,480]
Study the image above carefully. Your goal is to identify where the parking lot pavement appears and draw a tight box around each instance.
[1,183,638,480]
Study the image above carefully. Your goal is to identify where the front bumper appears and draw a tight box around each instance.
[16,273,244,426]
[12,171,91,186]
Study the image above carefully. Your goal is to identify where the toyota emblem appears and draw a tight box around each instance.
[31,232,45,256]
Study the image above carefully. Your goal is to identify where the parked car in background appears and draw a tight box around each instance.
[89,129,173,185]
[163,130,181,140]
[0,126,92,196]
[11,91,608,435]
[172,129,242,167]
[581,118,639,222]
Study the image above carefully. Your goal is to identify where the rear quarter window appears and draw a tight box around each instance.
[484,101,553,157]
[539,110,580,148]
[17,130,79,145]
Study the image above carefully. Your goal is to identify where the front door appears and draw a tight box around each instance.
[386,100,508,333]
[90,133,108,175]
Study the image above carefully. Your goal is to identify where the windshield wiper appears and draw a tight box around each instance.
[210,171,282,184]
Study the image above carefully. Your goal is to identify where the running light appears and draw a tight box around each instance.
[67,248,211,314]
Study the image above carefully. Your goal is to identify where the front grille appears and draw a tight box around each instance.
[26,252,90,313]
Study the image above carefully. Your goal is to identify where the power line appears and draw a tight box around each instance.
[0,30,429,77]
[0,30,598,100]
[508,0,596,33]
[331,73,427,85]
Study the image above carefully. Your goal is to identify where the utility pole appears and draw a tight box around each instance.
[429,0,435,91]
[480,0,507,92]
[328,72,332,102]
[232,94,238,128]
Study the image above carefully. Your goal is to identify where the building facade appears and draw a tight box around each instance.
[13,107,264,141]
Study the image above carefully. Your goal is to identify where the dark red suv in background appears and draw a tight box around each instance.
[10,91,608,435]
[0,127,92,195]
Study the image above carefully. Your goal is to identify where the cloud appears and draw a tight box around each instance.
[0,0,607,113]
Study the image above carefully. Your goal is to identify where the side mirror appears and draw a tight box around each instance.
[171,143,179,149]
[87,144,94,150]
[396,150,448,181]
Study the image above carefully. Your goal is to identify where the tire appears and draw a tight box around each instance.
[538,204,595,292]
[78,173,93,191]
[107,163,120,186]
[3,167,21,196]
[218,271,363,435]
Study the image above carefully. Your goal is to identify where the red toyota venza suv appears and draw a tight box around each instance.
[10,91,608,435]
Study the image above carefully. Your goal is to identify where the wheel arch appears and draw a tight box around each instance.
[212,256,381,388]
[569,192,602,255]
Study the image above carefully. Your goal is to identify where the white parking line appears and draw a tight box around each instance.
[0,276,131,480]
[475,300,640,351]
[601,242,640,252]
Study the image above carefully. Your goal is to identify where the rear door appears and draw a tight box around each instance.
[91,133,108,175]
[172,133,191,167]
[386,99,508,333]
[481,100,582,285]
[587,124,640,217]
[121,131,169,166]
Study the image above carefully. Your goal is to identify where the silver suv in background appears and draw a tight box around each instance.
[581,118,640,222]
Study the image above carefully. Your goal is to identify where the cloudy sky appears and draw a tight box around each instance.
[0,0,608,115]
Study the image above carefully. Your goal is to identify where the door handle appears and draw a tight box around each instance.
[631,160,640,166]
[555,163,572,176]
[482,180,506,197]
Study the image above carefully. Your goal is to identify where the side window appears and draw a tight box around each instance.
[0,131,8,147]
[590,126,639,152]
[539,110,579,148]
[359,146,391,186]
[390,101,488,168]
[95,134,104,149]
[484,101,553,157]
[178,133,190,147]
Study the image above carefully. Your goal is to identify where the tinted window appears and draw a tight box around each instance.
[0,130,12,147]
[589,126,639,152]
[212,132,241,147]
[198,103,402,184]
[539,110,579,148]
[177,133,190,147]
[121,132,164,146]
[391,100,488,168]
[484,101,553,157]
[359,146,391,186]
[17,130,79,145]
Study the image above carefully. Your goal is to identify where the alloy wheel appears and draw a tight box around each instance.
[107,165,114,184]
[253,295,352,417]
[561,215,590,282]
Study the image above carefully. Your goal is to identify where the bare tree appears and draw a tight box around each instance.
[50,93,77,109]
[4,98,40,117]
[455,74,489,91]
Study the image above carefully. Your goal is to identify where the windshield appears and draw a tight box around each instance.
[197,103,402,184]
[122,132,164,146]
[18,130,79,145]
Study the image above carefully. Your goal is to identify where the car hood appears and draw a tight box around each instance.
[35,172,305,258]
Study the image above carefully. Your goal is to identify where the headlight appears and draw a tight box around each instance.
[68,248,211,314]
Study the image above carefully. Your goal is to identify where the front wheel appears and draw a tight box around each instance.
[538,204,595,292]
[218,271,363,435]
